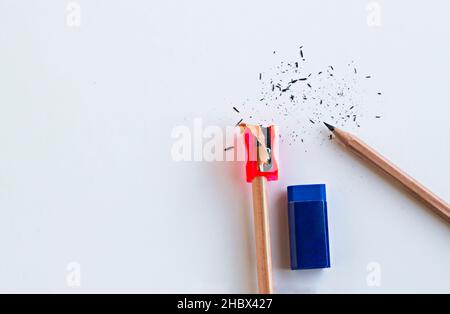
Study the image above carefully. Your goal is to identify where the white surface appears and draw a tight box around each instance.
[0,0,449,293]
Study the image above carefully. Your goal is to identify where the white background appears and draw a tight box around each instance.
[0,0,449,293]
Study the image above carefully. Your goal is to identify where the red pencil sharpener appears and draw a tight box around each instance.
[244,125,279,183]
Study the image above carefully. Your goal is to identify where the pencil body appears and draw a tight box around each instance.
[251,176,273,294]
[332,127,450,223]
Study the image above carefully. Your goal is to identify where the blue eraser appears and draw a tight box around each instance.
[287,184,331,270]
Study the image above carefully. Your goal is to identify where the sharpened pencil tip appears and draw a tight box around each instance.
[323,122,335,131]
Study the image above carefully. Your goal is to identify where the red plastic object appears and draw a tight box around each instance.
[244,126,279,183]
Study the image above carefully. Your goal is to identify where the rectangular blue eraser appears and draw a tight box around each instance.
[287,184,331,270]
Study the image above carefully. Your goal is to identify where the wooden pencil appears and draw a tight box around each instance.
[251,176,273,294]
[324,122,450,223]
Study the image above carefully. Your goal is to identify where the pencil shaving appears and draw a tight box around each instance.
[238,123,270,164]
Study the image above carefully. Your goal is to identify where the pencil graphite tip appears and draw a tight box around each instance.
[323,122,335,132]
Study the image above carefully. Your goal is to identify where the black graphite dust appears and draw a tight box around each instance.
[232,46,383,146]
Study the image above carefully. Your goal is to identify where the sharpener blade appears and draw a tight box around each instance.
[258,126,273,172]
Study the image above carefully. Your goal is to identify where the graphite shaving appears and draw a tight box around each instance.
[232,45,383,146]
